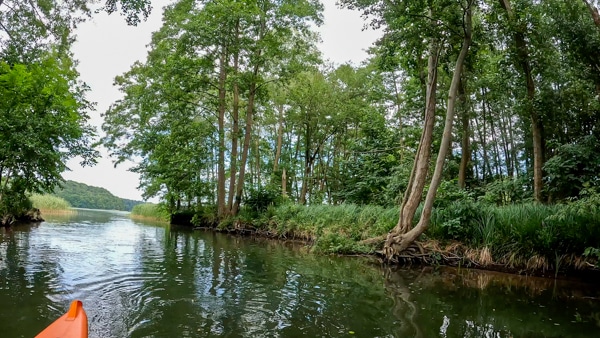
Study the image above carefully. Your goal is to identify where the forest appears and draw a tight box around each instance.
[104,0,600,272]
[53,180,142,211]
[1,0,600,272]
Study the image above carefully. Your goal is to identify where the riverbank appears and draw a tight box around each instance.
[178,201,600,279]
[1,194,73,226]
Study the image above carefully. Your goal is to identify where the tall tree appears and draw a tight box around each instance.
[497,0,544,202]
[102,0,323,216]
[342,0,474,256]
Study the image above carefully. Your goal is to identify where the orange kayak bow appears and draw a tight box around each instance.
[36,300,88,338]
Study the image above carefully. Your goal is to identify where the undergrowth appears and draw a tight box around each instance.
[233,193,600,271]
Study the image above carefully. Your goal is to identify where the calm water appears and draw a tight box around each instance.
[0,209,599,337]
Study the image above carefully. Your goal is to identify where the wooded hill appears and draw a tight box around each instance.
[53,181,142,211]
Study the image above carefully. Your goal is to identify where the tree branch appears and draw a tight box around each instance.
[582,0,600,28]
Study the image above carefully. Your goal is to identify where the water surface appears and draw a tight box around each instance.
[0,209,598,337]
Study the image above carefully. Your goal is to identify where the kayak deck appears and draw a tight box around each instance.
[36,300,88,338]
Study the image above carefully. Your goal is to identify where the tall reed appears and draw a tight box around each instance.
[131,203,169,222]
[30,194,72,211]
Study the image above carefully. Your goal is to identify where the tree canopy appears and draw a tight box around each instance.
[101,0,600,213]
[0,0,149,223]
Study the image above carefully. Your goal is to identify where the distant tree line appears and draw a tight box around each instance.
[53,180,142,211]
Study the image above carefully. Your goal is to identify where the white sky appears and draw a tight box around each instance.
[65,0,381,201]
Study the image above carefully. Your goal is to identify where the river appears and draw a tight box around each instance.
[0,209,599,337]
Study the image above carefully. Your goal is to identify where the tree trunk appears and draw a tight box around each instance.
[379,38,440,246]
[499,0,544,201]
[384,4,472,257]
[231,14,265,215]
[293,132,301,200]
[231,81,257,215]
[485,93,502,177]
[227,21,240,214]
[497,109,513,177]
[217,47,228,218]
[478,95,493,179]
[273,104,284,173]
[508,113,519,176]
[255,135,261,189]
[299,120,311,205]
[458,78,470,189]
[282,167,287,198]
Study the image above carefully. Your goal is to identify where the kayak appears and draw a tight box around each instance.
[36,300,88,338]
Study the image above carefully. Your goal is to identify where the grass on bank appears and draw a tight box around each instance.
[217,195,600,272]
[130,203,170,222]
[242,203,399,254]
[29,194,74,214]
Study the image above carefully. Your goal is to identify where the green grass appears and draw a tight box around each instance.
[427,199,600,268]
[237,197,600,270]
[131,203,169,222]
[30,194,72,211]
[243,203,397,253]
[178,186,600,274]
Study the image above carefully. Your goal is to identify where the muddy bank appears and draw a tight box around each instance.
[1,208,44,227]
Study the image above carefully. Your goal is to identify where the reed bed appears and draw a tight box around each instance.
[130,203,169,222]
[29,194,74,214]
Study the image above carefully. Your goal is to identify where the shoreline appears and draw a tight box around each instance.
[38,208,76,215]
[129,213,169,223]
[187,221,600,281]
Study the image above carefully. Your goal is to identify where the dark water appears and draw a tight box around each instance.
[0,209,599,337]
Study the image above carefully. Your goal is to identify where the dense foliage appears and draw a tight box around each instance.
[0,0,152,224]
[102,1,599,201]
[0,53,97,223]
[53,180,142,211]
[98,0,600,264]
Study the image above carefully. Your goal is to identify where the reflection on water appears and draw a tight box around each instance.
[383,266,600,337]
[0,209,599,337]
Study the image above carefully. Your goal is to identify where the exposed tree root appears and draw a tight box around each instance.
[374,239,599,277]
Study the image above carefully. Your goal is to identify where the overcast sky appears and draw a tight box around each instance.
[65,0,381,201]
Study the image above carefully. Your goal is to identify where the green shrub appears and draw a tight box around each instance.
[429,199,484,243]
[245,186,282,214]
[544,135,600,200]
[541,188,600,255]
[1,189,34,224]
[434,179,475,208]
[479,176,532,205]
